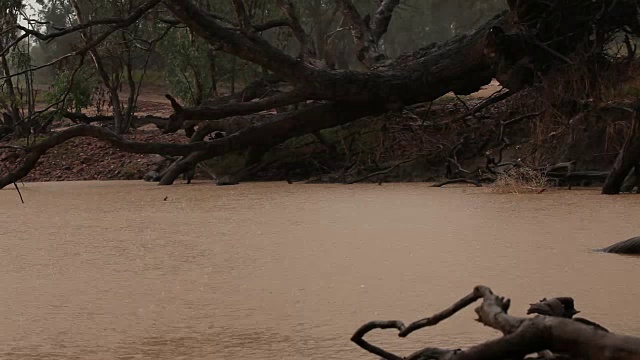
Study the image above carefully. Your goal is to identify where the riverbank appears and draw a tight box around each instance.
[0,79,632,187]
[0,97,483,184]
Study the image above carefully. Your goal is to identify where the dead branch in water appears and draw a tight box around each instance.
[431,178,483,188]
[347,155,424,184]
[352,285,640,360]
[13,182,24,204]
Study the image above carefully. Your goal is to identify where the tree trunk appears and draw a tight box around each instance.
[1,54,27,137]
[123,32,137,133]
[207,45,219,98]
[603,107,640,194]
[109,88,126,135]
[70,0,128,135]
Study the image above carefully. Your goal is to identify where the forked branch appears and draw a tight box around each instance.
[353,285,640,360]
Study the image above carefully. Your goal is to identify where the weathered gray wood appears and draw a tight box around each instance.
[353,286,640,360]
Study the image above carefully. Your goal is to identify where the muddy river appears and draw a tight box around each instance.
[1,181,639,359]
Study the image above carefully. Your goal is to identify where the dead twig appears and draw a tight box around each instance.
[454,90,514,122]
[13,182,24,204]
[347,155,423,184]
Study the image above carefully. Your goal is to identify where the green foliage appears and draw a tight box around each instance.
[160,29,214,105]
[46,67,98,113]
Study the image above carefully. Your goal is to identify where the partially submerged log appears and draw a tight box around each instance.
[547,170,610,188]
[352,285,640,359]
[431,178,483,188]
[598,236,640,255]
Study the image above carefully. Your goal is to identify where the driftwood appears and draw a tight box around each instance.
[598,236,640,255]
[352,285,640,360]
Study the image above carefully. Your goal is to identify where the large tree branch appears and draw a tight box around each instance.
[334,0,399,67]
[156,102,378,185]
[230,0,252,32]
[253,19,291,32]
[162,91,306,133]
[162,0,311,83]
[277,0,315,59]
[0,103,377,188]
[370,0,401,44]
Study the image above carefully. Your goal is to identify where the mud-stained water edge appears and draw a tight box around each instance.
[1,181,639,359]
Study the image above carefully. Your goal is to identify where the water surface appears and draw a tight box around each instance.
[1,181,639,359]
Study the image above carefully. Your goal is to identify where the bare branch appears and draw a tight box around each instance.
[370,0,401,43]
[253,19,291,32]
[335,0,397,67]
[277,0,314,59]
[400,291,483,337]
[1,0,162,81]
[163,91,307,133]
[18,0,161,43]
[13,183,24,204]
[163,0,309,83]
[350,321,406,360]
[231,0,252,32]
[347,155,424,184]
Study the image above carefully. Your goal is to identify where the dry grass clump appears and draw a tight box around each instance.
[492,166,549,194]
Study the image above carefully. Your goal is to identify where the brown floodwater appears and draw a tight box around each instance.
[1,181,639,359]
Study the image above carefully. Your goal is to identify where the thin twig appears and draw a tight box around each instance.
[347,155,422,184]
[454,90,514,122]
[13,182,24,204]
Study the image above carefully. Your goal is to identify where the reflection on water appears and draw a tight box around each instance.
[1,181,639,359]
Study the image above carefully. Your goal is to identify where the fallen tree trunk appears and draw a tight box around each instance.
[4,0,640,187]
[352,285,640,360]
[60,110,170,129]
[0,103,375,188]
[1,12,507,186]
